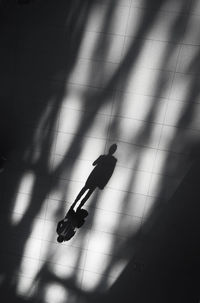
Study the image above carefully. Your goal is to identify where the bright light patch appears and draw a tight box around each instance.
[40,242,87,270]
[137,148,157,172]
[68,59,92,87]
[79,137,105,161]
[58,107,83,135]
[88,230,113,255]
[55,132,75,156]
[85,251,111,275]
[98,188,126,213]
[18,172,35,195]
[78,31,124,63]
[109,259,128,279]
[29,218,45,240]
[131,170,152,195]
[23,238,42,259]
[62,85,83,110]
[124,62,173,98]
[148,174,163,198]
[98,188,146,218]
[11,193,31,224]
[18,257,39,279]
[16,276,37,298]
[159,125,177,151]
[16,240,42,297]
[154,150,169,175]
[92,209,121,234]
[55,132,105,163]
[49,263,83,290]
[78,31,99,61]
[82,271,114,291]
[165,100,186,127]
[50,263,76,278]
[111,166,151,195]
[51,154,64,171]
[10,172,35,224]
[63,84,112,115]
[143,196,156,220]
[42,220,55,242]
[10,213,22,225]
[82,271,104,291]
[44,283,68,303]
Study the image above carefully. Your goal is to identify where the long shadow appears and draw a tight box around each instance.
[71,144,117,210]
[55,144,117,243]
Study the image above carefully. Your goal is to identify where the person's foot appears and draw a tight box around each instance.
[57,235,64,243]
[70,201,78,210]
[76,205,82,212]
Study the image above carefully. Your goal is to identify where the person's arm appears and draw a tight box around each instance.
[92,155,103,166]
[57,220,64,233]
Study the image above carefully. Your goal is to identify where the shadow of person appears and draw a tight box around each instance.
[56,208,88,242]
[71,143,118,210]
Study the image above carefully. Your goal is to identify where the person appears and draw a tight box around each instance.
[56,208,88,242]
[71,144,117,210]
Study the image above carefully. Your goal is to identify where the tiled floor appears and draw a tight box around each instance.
[0,0,200,302]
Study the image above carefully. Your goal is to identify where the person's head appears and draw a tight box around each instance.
[57,235,64,243]
[108,144,117,155]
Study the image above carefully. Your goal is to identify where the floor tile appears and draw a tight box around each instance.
[183,14,200,45]
[170,72,195,102]
[61,84,114,115]
[176,44,200,75]
[120,66,173,98]
[113,92,168,123]
[78,31,124,63]
[86,5,129,35]
[123,38,180,71]
[109,117,163,148]
[81,270,115,292]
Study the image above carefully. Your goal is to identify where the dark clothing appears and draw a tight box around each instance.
[85,154,117,189]
[56,209,77,240]
[72,148,117,210]
[56,208,88,241]
[57,220,75,241]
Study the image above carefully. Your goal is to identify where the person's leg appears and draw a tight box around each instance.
[77,188,94,210]
[71,186,88,209]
